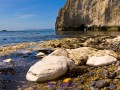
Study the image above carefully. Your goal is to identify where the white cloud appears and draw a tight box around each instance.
[19,15,35,18]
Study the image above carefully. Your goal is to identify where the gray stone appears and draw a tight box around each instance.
[108,84,117,90]
[95,80,110,88]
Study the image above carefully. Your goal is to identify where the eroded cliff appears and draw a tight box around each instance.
[56,0,120,31]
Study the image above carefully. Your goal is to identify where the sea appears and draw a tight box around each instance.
[0,29,120,45]
[0,29,64,45]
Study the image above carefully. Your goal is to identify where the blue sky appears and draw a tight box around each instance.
[0,0,66,30]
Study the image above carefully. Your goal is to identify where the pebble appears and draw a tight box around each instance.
[90,81,96,86]
[108,84,117,90]
[99,70,109,78]
[108,72,116,79]
[79,79,84,84]
[95,80,110,88]
[63,78,72,83]
[90,86,95,90]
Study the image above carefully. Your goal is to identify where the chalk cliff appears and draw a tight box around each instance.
[56,0,120,31]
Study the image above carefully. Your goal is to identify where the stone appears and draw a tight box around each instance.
[3,59,14,63]
[90,86,95,90]
[56,0,120,31]
[86,55,117,66]
[63,78,72,83]
[90,81,96,86]
[49,49,69,57]
[36,52,45,58]
[108,84,117,90]
[108,72,116,79]
[95,80,110,88]
[89,50,118,59]
[67,47,97,65]
[99,70,109,79]
[26,56,75,82]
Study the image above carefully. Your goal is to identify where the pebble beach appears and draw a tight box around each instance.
[0,35,120,90]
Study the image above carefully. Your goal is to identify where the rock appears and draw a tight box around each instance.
[90,86,95,90]
[95,80,110,88]
[67,47,97,65]
[108,72,116,79]
[90,50,118,59]
[3,59,14,63]
[99,70,109,79]
[56,0,120,31]
[36,52,45,58]
[63,78,72,83]
[26,56,75,82]
[49,49,69,57]
[108,84,117,90]
[79,79,84,84]
[113,36,120,42]
[87,55,117,66]
[90,81,96,86]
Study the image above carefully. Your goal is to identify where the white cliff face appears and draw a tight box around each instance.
[56,0,120,31]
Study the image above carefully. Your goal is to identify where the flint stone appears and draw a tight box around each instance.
[26,56,75,82]
[87,55,117,66]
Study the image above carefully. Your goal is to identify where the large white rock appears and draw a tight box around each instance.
[26,56,75,82]
[87,55,117,66]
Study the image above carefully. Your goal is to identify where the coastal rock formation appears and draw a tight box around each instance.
[26,56,75,82]
[56,0,120,31]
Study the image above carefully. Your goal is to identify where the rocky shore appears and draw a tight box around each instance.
[0,35,120,90]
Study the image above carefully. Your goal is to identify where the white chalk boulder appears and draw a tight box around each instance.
[86,55,117,66]
[26,56,75,82]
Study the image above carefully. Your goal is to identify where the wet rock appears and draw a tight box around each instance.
[26,56,75,82]
[99,70,109,79]
[95,80,110,88]
[87,55,117,66]
[108,84,117,90]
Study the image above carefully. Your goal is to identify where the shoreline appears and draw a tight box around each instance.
[0,35,120,90]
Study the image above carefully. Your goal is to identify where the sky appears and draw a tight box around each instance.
[0,0,66,30]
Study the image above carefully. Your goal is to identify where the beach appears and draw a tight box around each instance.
[0,33,120,90]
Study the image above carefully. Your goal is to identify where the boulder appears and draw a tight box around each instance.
[26,56,75,82]
[67,47,97,65]
[87,55,117,66]
[89,50,118,59]
[49,49,69,57]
